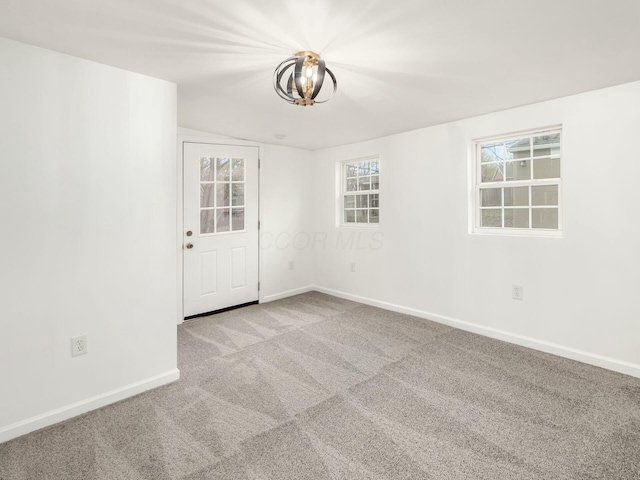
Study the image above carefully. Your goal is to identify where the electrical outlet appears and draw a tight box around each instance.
[350,262,356,273]
[71,335,88,357]
[512,284,524,301]
[288,260,294,271]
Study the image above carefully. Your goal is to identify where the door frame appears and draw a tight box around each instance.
[176,130,262,324]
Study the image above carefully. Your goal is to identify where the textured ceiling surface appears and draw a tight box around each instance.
[1,0,640,149]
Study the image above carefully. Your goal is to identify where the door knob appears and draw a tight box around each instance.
[186,230,193,236]
[186,243,194,249]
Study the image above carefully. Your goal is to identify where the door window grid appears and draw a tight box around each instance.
[475,129,561,233]
[342,157,380,224]
[200,157,245,234]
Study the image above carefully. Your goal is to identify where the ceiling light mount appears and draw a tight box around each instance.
[273,51,337,106]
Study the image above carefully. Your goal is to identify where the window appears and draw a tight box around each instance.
[474,127,562,235]
[199,156,245,234]
[342,156,380,225]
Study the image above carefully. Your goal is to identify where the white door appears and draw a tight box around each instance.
[183,143,259,318]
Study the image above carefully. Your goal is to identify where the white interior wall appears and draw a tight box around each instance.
[312,80,640,378]
[0,37,178,442]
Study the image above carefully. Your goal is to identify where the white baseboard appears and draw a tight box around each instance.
[0,368,180,444]
[312,285,640,379]
[261,285,315,303]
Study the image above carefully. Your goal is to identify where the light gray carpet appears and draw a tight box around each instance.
[1,292,640,479]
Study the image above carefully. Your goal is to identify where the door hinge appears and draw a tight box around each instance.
[258,220,261,230]
[258,158,261,168]
[258,282,261,291]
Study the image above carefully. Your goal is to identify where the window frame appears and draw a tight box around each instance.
[471,126,563,237]
[339,155,380,228]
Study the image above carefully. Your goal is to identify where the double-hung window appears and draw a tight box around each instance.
[474,127,562,235]
[341,156,380,225]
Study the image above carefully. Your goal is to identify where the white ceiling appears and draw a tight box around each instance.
[1,0,639,149]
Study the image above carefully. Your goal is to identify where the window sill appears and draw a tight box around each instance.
[471,228,563,239]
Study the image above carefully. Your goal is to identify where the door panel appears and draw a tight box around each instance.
[183,143,258,317]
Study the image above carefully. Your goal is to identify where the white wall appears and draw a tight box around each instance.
[312,81,640,377]
[0,37,178,442]
[175,128,314,315]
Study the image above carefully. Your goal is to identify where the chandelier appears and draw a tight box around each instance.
[273,51,337,106]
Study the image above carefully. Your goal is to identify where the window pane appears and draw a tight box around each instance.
[346,164,358,178]
[216,183,230,207]
[532,208,558,229]
[232,208,244,231]
[371,175,379,190]
[504,208,529,228]
[532,185,558,206]
[232,184,244,206]
[533,134,560,148]
[358,162,370,176]
[358,177,371,191]
[481,163,504,183]
[505,160,531,181]
[216,158,230,181]
[201,157,214,181]
[356,195,368,208]
[346,178,357,191]
[232,158,244,181]
[369,209,379,223]
[344,195,355,208]
[533,158,560,179]
[200,209,215,234]
[481,143,506,163]
[370,161,379,174]
[504,186,528,206]
[216,208,230,232]
[481,209,502,227]
[200,184,215,207]
[481,188,501,207]
[356,210,368,223]
[505,138,530,160]
[369,193,379,208]
[344,210,356,223]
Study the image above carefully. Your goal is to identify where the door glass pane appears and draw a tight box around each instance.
[216,183,230,207]
[481,188,502,207]
[200,184,215,207]
[481,209,502,227]
[232,158,245,181]
[504,186,528,206]
[344,210,355,223]
[356,210,368,223]
[532,208,558,229]
[505,160,531,181]
[371,175,379,190]
[200,209,215,234]
[533,158,560,179]
[532,185,558,206]
[369,209,379,223]
[356,194,368,208]
[201,157,214,181]
[232,184,244,206]
[344,195,355,208]
[346,178,357,191]
[504,208,529,228]
[232,208,244,231]
[358,177,371,191]
[369,193,379,208]
[216,208,230,232]
[216,158,230,181]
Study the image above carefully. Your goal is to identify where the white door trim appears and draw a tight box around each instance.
[176,131,262,324]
